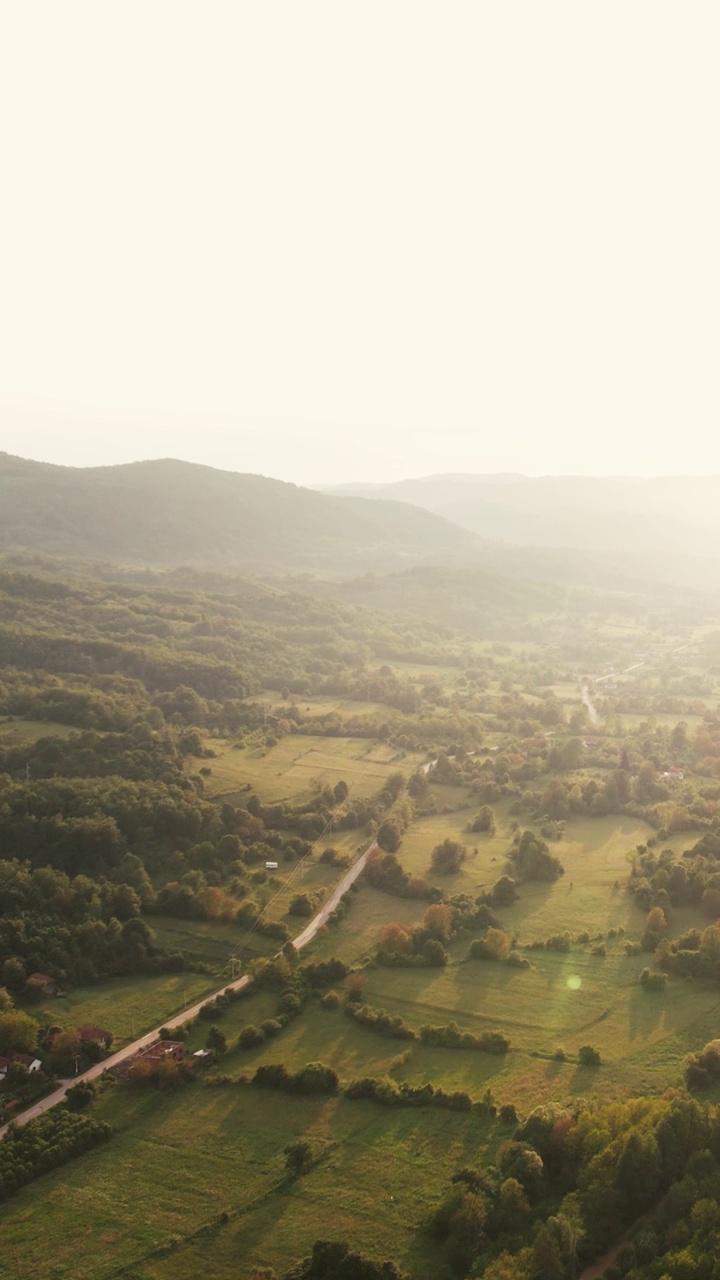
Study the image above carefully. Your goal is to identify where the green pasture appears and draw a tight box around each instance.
[397,811,653,929]
[0,718,73,744]
[198,734,421,804]
[33,973,218,1046]
[0,1081,500,1280]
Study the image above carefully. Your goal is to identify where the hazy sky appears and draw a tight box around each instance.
[1,2,718,485]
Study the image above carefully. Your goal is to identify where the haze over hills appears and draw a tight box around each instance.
[0,453,486,577]
[4,453,720,625]
[321,473,720,560]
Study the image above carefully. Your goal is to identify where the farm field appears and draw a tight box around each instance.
[197,734,421,804]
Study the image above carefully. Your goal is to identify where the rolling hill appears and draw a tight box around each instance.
[0,454,486,577]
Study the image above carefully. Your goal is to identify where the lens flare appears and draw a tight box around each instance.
[566,975,582,990]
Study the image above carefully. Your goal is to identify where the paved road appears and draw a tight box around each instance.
[0,839,379,1138]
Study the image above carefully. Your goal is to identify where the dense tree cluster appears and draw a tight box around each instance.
[427,1091,720,1278]
[0,1108,111,1201]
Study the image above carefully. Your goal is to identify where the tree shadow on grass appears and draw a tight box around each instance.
[626,983,673,1044]
[568,1062,603,1096]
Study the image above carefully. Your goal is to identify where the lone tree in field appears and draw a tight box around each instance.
[431,839,466,875]
[471,805,496,834]
[509,831,563,883]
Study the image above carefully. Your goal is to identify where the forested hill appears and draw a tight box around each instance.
[0,454,484,576]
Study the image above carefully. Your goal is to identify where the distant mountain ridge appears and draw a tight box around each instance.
[0,453,487,576]
[321,472,720,558]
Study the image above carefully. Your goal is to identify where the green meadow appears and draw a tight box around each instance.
[0,719,74,744]
[0,1083,502,1280]
[35,973,220,1046]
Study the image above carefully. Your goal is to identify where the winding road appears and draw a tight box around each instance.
[0,839,379,1138]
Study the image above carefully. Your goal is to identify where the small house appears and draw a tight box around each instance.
[192,1049,214,1067]
[8,1052,42,1072]
[27,972,57,996]
[78,1025,112,1050]
[0,1056,10,1079]
[265,861,278,870]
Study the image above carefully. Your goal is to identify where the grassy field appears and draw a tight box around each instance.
[31,973,219,1046]
[0,718,74,744]
[0,1081,502,1280]
[198,734,422,804]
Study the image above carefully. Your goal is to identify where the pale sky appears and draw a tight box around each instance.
[1,2,718,486]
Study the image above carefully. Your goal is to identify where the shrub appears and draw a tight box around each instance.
[345,1003,416,1041]
[293,1062,339,1095]
[545,932,571,953]
[509,830,564,883]
[289,893,314,918]
[419,1022,509,1054]
[238,1025,265,1049]
[471,806,496,833]
[685,1039,720,1088]
[261,1019,283,1038]
[65,1081,96,1111]
[640,968,667,992]
[469,928,511,961]
[430,839,466,875]
[578,1044,601,1066]
[423,938,449,967]
[486,876,517,906]
[344,972,367,1004]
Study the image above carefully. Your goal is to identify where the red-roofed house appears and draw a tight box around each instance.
[7,1052,42,1072]
[78,1026,112,1050]
[27,972,58,996]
